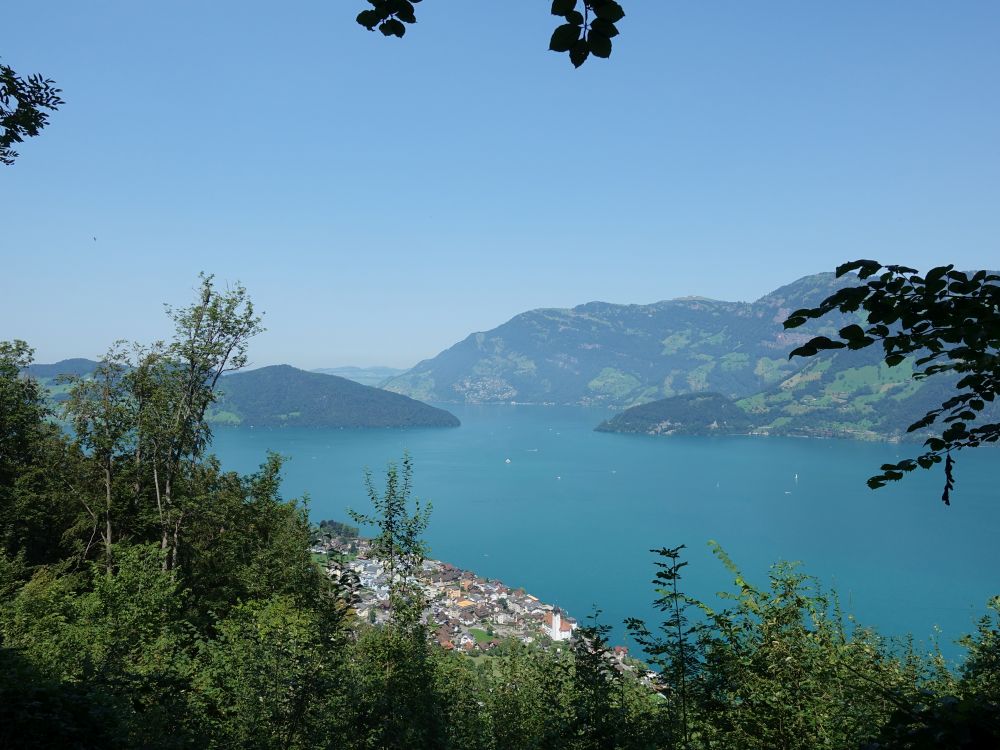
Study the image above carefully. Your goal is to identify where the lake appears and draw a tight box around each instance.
[211,404,998,660]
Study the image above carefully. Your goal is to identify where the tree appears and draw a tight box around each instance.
[60,276,264,571]
[624,542,946,750]
[625,545,698,748]
[355,0,626,68]
[62,343,135,571]
[348,452,431,625]
[1,60,63,166]
[568,611,644,749]
[784,260,999,504]
[345,456,445,748]
[190,596,337,750]
[132,273,263,570]
[0,341,78,567]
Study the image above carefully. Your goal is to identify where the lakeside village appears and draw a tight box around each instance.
[310,522,638,669]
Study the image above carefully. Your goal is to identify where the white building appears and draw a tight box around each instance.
[545,607,575,642]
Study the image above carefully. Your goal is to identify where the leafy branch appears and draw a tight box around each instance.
[355,0,420,38]
[784,260,1000,503]
[549,0,624,68]
[355,0,626,67]
[1,61,63,166]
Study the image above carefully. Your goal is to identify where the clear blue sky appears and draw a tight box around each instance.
[3,1,998,368]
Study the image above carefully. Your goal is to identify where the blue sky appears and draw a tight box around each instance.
[3,1,998,368]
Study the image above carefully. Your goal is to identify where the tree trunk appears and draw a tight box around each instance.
[104,462,113,572]
[170,512,183,571]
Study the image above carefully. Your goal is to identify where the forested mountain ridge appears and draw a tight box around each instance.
[25,360,459,429]
[210,365,459,428]
[26,358,100,379]
[596,392,754,436]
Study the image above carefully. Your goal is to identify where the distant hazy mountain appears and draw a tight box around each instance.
[26,358,100,379]
[23,358,100,403]
[24,359,459,429]
[312,366,406,387]
[211,365,459,428]
[383,273,860,407]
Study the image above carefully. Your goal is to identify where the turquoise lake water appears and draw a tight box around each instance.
[211,404,998,660]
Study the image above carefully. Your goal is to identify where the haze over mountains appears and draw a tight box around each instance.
[311,366,406,387]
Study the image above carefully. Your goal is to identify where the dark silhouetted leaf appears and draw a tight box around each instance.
[550,23,582,52]
[357,9,380,29]
[379,18,406,36]
[395,1,417,23]
[594,1,625,22]
[588,30,613,58]
[591,18,619,37]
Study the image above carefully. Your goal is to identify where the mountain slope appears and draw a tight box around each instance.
[595,348,966,442]
[732,348,968,441]
[211,365,459,428]
[26,358,100,379]
[384,273,862,407]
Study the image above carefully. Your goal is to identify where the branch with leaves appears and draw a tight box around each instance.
[784,260,999,504]
[1,61,63,166]
[356,0,625,68]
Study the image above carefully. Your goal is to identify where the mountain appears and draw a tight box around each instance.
[594,349,968,442]
[311,366,406,387]
[24,358,101,403]
[24,360,459,429]
[731,348,976,441]
[384,273,862,407]
[596,393,754,436]
[26,358,100,380]
[384,272,986,441]
[210,365,459,428]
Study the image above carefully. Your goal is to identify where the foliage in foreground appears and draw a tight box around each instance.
[0,59,63,166]
[354,0,626,69]
[785,260,1000,502]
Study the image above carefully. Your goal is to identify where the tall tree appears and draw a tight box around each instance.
[0,341,77,567]
[136,273,263,569]
[61,275,264,570]
[63,343,135,571]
